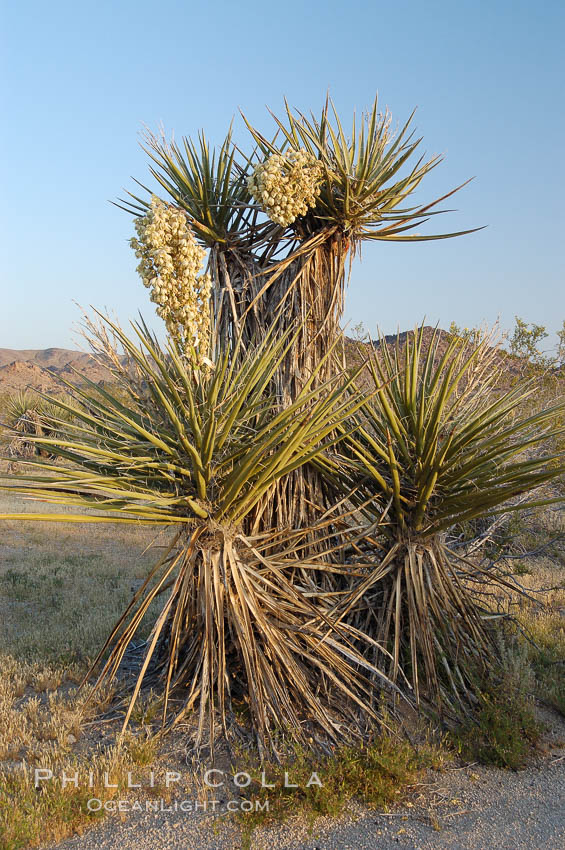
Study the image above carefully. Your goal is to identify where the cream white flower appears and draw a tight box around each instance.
[130,196,211,368]
[247,149,323,226]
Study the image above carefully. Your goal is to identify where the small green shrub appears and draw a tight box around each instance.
[451,647,540,769]
[235,730,446,847]
[453,690,539,769]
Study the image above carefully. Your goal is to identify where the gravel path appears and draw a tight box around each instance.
[47,754,565,850]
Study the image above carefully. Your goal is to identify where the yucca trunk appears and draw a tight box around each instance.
[254,236,349,542]
[211,235,350,544]
[211,234,348,393]
[209,246,259,354]
[261,233,349,402]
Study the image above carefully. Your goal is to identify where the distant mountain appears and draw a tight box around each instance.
[0,347,103,370]
[0,348,112,394]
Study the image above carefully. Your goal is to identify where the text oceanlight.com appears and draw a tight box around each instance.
[86,798,270,813]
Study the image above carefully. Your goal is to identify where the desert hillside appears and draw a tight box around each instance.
[0,347,113,393]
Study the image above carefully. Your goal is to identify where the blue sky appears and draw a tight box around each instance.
[1,0,564,350]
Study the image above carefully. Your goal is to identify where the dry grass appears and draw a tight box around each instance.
[448,504,565,766]
[503,511,565,715]
[0,646,159,849]
[0,486,172,849]
[0,487,170,663]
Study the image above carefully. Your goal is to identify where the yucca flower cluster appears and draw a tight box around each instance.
[130,196,211,365]
[247,148,323,226]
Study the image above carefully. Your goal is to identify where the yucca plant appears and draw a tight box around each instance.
[0,315,399,756]
[1,389,76,467]
[3,389,76,428]
[326,326,565,716]
[242,95,481,394]
[118,95,481,537]
[121,96,479,395]
[245,96,477,242]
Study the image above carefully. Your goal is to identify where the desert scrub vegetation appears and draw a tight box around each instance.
[233,728,449,849]
[447,636,541,770]
[0,92,563,850]
[508,316,565,371]
[493,508,565,717]
[441,490,565,766]
[0,491,166,663]
[0,648,160,850]
[0,500,173,849]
